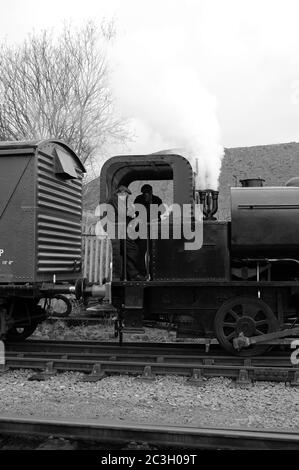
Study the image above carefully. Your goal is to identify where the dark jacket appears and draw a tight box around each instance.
[134,194,164,221]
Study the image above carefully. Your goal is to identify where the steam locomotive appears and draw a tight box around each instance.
[99,152,299,355]
[0,140,299,356]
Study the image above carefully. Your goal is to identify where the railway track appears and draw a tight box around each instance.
[0,414,298,450]
[3,340,299,384]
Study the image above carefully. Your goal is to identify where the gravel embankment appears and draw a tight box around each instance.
[0,370,298,430]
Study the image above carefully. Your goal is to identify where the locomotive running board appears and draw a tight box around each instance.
[233,326,299,350]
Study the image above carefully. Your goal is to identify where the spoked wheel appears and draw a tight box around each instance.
[214,296,278,356]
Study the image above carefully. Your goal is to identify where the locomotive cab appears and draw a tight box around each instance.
[99,152,231,339]
[99,153,230,283]
[100,153,195,281]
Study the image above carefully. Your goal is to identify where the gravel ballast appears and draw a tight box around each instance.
[0,370,298,430]
[6,320,299,431]
[33,320,174,343]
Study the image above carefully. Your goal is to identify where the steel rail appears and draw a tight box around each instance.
[5,349,294,367]
[5,339,294,367]
[0,414,298,449]
[1,354,299,384]
[2,339,298,383]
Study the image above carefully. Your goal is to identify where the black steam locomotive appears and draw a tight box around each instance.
[100,152,299,355]
[0,140,299,356]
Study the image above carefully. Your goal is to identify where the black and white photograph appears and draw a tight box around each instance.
[0,0,298,457]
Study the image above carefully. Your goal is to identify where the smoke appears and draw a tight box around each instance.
[110,4,224,189]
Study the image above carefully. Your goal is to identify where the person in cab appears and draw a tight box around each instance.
[133,184,166,277]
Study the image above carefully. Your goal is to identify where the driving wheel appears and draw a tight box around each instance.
[214,296,278,356]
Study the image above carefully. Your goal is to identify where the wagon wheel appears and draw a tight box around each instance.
[6,322,40,342]
[214,296,278,356]
[5,299,45,342]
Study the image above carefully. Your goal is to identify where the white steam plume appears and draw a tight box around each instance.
[110,12,224,189]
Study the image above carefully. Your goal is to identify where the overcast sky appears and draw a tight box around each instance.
[1,0,299,149]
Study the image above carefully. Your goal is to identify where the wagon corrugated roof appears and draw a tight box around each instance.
[0,139,86,172]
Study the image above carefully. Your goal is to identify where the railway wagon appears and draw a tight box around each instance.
[99,152,299,355]
[0,140,86,340]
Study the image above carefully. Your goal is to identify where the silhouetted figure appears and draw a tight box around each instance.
[134,184,165,222]
[134,184,165,277]
[106,186,144,281]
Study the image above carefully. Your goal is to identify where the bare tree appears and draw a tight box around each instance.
[0,21,128,169]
